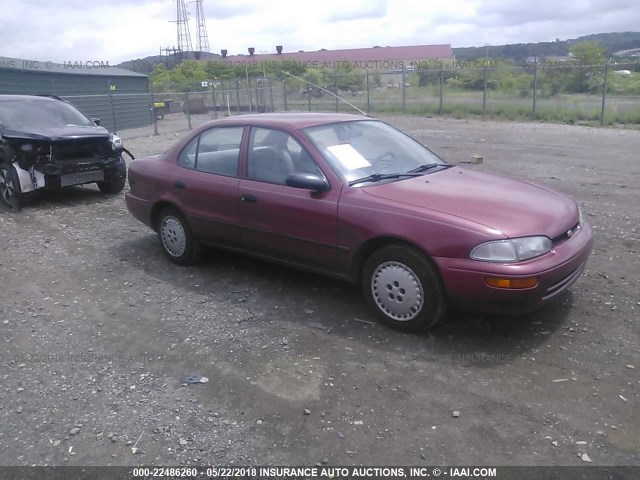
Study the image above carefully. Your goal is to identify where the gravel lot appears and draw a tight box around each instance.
[0,114,638,468]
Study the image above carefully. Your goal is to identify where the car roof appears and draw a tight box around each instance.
[210,112,372,129]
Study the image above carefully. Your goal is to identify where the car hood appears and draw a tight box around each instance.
[361,167,578,238]
[2,125,110,142]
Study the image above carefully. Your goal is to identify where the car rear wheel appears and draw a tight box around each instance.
[0,162,22,211]
[157,206,203,265]
[362,244,446,331]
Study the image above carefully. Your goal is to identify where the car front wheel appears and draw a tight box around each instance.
[362,244,446,331]
[157,206,203,265]
[97,176,126,194]
[0,162,22,211]
[97,157,126,194]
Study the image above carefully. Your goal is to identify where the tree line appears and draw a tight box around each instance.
[148,41,640,96]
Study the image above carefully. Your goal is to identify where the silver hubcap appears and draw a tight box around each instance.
[160,216,187,257]
[371,261,424,321]
[0,168,16,204]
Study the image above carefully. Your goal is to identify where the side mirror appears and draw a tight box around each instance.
[285,173,329,192]
[91,118,101,126]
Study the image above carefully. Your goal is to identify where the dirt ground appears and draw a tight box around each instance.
[0,114,638,469]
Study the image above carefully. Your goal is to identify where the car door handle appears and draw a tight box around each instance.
[173,181,186,189]
[241,194,258,203]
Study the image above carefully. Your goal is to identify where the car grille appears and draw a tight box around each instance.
[551,221,581,246]
[53,139,111,161]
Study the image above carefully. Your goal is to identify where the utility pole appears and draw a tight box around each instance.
[161,46,182,68]
[482,44,489,117]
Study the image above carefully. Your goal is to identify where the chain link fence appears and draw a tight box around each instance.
[269,62,640,126]
[75,62,640,139]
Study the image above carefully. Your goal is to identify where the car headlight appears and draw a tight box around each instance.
[470,236,552,263]
[110,134,123,149]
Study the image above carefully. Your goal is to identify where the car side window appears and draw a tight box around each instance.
[287,137,323,176]
[178,137,199,169]
[247,128,321,184]
[178,127,244,176]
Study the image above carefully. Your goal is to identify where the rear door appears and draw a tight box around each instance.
[172,126,245,246]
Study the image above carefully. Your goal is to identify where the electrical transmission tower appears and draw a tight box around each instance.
[194,0,210,53]
[175,0,193,56]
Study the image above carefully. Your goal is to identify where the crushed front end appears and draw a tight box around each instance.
[5,132,126,193]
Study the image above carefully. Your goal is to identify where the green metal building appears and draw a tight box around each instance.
[0,56,151,132]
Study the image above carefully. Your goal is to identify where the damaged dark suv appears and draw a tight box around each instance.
[0,94,132,210]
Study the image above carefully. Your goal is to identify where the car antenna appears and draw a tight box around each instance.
[280,71,369,116]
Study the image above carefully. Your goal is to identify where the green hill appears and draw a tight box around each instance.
[453,32,640,61]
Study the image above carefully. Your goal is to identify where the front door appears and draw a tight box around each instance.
[238,127,340,273]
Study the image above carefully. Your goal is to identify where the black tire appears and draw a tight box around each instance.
[97,157,126,194]
[0,162,22,211]
[97,175,126,194]
[156,206,203,266]
[361,244,446,331]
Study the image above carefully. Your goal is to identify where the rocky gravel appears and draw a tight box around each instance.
[0,114,638,467]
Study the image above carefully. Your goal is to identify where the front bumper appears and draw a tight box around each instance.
[16,156,126,190]
[434,221,593,315]
[35,155,123,176]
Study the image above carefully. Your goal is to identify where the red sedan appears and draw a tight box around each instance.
[125,113,592,331]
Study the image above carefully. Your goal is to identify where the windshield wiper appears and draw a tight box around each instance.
[348,172,422,186]
[407,162,451,173]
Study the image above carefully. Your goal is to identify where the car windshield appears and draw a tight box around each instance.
[303,120,447,185]
[0,99,95,130]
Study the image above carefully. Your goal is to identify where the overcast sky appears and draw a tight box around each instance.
[1,0,638,64]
